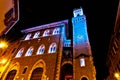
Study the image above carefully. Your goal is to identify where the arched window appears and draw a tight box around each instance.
[37,44,45,55]
[25,33,31,40]
[25,47,34,56]
[5,70,17,80]
[15,48,24,58]
[43,29,50,37]
[48,43,56,53]
[33,31,40,38]
[52,27,60,35]
[30,67,43,80]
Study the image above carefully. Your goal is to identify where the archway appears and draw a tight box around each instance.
[60,63,73,80]
[5,70,17,80]
[30,67,43,80]
[81,77,88,80]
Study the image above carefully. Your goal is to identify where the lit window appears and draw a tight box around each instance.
[80,58,85,67]
[48,43,56,53]
[15,48,24,58]
[33,31,40,38]
[52,28,60,35]
[25,33,31,40]
[37,44,45,55]
[43,29,50,36]
[25,47,34,56]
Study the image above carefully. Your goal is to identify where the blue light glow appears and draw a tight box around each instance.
[72,15,89,44]
[72,7,91,57]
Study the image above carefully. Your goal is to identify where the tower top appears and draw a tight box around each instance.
[73,7,84,17]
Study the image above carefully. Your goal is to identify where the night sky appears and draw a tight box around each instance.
[6,0,119,80]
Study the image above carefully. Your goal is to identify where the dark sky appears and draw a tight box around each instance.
[6,0,119,80]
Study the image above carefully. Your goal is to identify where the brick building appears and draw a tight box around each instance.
[0,7,96,80]
[106,1,120,80]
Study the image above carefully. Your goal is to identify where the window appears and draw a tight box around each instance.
[80,58,85,67]
[5,70,17,80]
[52,28,60,35]
[4,0,19,31]
[30,67,43,80]
[15,48,24,58]
[33,31,40,38]
[48,43,56,53]
[25,47,34,56]
[37,44,45,55]
[25,33,31,40]
[22,67,27,74]
[4,8,16,28]
[43,29,50,36]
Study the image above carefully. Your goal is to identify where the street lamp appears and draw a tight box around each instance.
[0,39,9,79]
[0,40,8,49]
[0,59,7,64]
[114,72,120,80]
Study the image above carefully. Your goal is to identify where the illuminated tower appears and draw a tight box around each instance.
[72,7,96,80]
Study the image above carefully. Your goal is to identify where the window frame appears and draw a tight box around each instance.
[43,29,50,37]
[52,27,60,35]
[24,33,32,40]
[25,47,34,56]
[37,44,45,55]
[33,31,40,39]
[48,43,57,53]
[15,48,24,58]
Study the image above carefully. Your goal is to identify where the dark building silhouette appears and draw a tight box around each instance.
[0,7,96,80]
[106,1,120,80]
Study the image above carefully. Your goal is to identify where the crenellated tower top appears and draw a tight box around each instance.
[73,7,84,17]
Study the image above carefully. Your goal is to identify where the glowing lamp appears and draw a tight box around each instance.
[0,41,8,48]
[0,59,7,64]
[114,72,120,79]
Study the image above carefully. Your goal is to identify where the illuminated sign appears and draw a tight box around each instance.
[0,0,19,36]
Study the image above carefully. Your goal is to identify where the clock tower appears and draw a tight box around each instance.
[72,7,96,80]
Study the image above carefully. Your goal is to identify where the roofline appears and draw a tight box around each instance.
[21,19,68,33]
